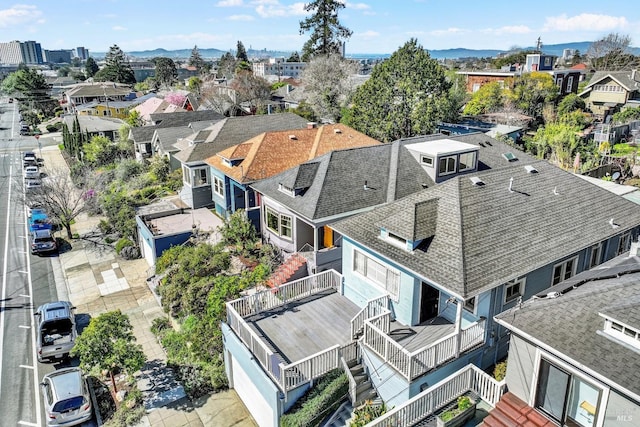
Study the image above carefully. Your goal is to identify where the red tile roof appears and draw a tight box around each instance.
[479,393,555,427]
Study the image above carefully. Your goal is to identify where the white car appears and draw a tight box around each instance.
[25,178,42,191]
[40,367,92,426]
[23,165,40,180]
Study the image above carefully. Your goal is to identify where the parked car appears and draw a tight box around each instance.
[35,301,77,362]
[8,97,13,103]
[23,151,37,167]
[40,367,92,427]
[30,229,57,255]
[25,178,42,191]
[23,165,40,180]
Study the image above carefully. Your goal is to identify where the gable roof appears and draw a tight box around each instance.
[65,82,132,98]
[133,97,171,122]
[495,255,640,399]
[150,110,223,127]
[153,126,196,154]
[206,124,381,183]
[172,113,309,164]
[61,115,124,133]
[129,126,156,143]
[332,160,640,299]
[583,70,640,93]
[252,133,537,223]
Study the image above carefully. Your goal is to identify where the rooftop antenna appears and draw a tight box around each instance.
[363,180,369,190]
[509,177,514,193]
[536,36,543,52]
[553,186,559,196]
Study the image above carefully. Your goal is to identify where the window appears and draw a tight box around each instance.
[421,155,434,167]
[213,176,224,197]
[617,233,630,255]
[544,57,551,66]
[182,165,191,185]
[386,231,407,249]
[472,83,481,92]
[566,76,574,93]
[552,256,578,285]
[353,249,400,300]
[504,278,525,304]
[589,243,602,268]
[535,358,601,427]
[438,156,456,175]
[265,206,293,240]
[604,318,640,348]
[458,152,476,171]
[192,167,209,187]
[464,297,476,313]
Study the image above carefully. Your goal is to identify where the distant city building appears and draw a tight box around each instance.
[74,47,89,61]
[44,49,73,64]
[21,41,43,64]
[0,41,23,65]
[252,57,307,79]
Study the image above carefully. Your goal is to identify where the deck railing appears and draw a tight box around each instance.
[362,318,486,381]
[227,269,341,317]
[351,295,390,338]
[365,363,505,427]
[341,356,358,404]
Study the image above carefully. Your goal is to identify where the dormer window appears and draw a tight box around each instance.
[458,152,477,171]
[222,158,233,167]
[387,232,407,248]
[439,156,457,175]
[278,183,295,197]
[602,316,640,350]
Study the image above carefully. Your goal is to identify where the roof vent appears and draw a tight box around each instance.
[524,165,538,173]
[502,152,518,162]
[478,142,486,147]
[334,128,342,134]
[470,176,485,186]
[288,134,297,140]
[485,140,493,146]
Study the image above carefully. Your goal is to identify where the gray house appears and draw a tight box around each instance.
[492,253,640,427]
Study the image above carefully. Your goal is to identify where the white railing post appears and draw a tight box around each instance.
[454,299,463,358]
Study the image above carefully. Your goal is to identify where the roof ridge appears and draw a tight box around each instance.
[451,178,468,297]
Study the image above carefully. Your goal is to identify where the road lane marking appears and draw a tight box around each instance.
[18,421,38,426]
[19,325,30,329]
[18,270,29,274]
[20,294,30,298]
[0,162,12,395]
[20,365,34,370]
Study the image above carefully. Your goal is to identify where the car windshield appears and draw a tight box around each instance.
[35,237,54,243]
[52,396,84,413]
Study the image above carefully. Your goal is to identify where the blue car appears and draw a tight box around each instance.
[28,211,52,232]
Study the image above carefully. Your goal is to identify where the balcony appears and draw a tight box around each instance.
[226,270,488,393]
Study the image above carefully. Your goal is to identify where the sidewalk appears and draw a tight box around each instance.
[38,141,257,427]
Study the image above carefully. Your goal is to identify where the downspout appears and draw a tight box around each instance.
[454,299,463,358]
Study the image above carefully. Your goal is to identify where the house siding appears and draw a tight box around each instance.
[210,168,230,216]
[504,335,537,403]
[603,391,640,426]
[295,218,314,252]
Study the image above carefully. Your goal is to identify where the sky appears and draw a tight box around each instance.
[1,0,639,55]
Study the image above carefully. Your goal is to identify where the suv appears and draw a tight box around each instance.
[40,367,92,426]
[23,151,37,167]
[35,301,77,362]
[30,229,57,254]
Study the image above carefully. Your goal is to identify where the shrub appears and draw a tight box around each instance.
[150,317,172,337]
[99,219,114,234]
[350,401,389,427]
[438,396,473,423]
[280,369,348,427]
[46,124,58,133]
[494,360,507,381]
[115,238,134,254]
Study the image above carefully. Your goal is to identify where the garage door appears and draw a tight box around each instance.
[231,354,274,427]
[139,230,154,267]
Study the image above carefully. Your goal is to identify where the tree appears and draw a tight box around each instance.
[218,209,258,256]
[587,33,634,71]
[2,68,57,123]
[83,135,128,166]
[532,122,582,168]
[287,51,301,62]
[299,0,352,61]
[70,311,145,393]
[217,52,236,79]
[126,109,143,127]
[301,54,358,122]
[188,45,206,75]
[463,82,505,116]
[28,166,94,239]
[57,66,71,77]
[94,44,136,85]
[442,71,467,123]
[507,71,558,120]
[492,50,536,69]
[557,94,586,117]
[342,39,452,142]
[153,57,178,88]
[236,41,248,62]
[230,71,272,114]
[187,76,202,96]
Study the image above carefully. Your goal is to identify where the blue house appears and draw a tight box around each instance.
[222,141,640,425]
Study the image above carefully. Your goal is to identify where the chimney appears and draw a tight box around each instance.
[630,240,640,257]
[307,122,317,129]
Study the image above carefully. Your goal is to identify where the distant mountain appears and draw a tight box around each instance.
[92,41,640,61]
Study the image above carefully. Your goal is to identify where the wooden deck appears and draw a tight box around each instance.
[389,316,455,353]
[245,289,360,363]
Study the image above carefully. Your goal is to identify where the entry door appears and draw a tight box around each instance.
[323,226,333,248]
[420,282,439,322]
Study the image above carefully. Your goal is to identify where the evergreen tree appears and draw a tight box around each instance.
[299,0,352,61]
[153,57,178,88]
[85,57,99,77]
[94,44,136,85]
[236,41,248,62]
[287,51,301,62]
[342,39,451,142]
[188,45,206,74]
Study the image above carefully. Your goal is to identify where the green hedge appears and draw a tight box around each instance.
[280,369,348,427]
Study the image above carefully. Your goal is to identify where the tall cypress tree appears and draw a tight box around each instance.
[94,45,136,84]
[299,0,352,62]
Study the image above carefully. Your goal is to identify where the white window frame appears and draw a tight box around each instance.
[458,151,476,172]
[504,278,525,304]
[213,175,224,198]
[617,232,630,255]
[604,318,640,349]
[551,256,578,286]
[182,165,191,186]
[566,76,574,93]
[192,167,210,187]
[421,155,434,167]
[438,155,457,176]
[353,249,400,300]
[589,243,602,268]
[464,296,476,313]
[265,206,293,240]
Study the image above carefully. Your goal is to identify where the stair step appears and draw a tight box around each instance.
[494,400,528,424]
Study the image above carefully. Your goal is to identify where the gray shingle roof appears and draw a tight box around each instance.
[130,126,156,143]
[495,255,640,397]
[332,160,640,298]
[150,110,224,127]
[153,126,195,154]
[586,70,640,92]
[173,113,309,163]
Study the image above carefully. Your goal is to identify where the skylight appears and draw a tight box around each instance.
[502,152,518,162]
[524,165,538,173]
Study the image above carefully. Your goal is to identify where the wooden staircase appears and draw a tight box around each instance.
[266,253,308,288]
[479,392,556,427]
